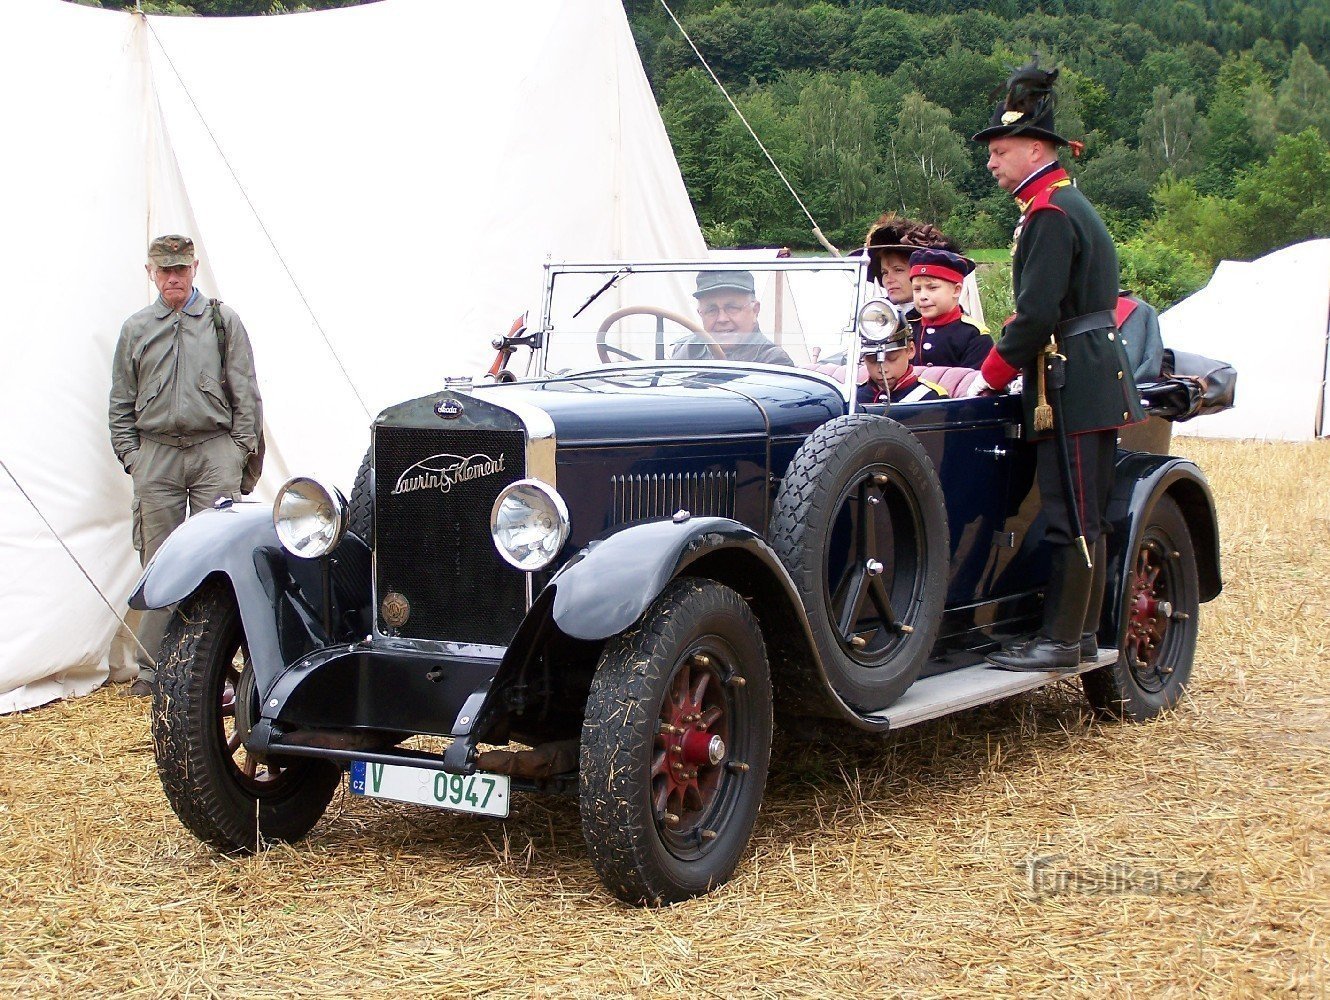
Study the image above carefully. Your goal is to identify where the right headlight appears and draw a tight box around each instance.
[490,479,570,572]
[858,298,905,343]
[273,476,348,559]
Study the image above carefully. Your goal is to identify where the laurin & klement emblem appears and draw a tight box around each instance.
[393,453,507,495]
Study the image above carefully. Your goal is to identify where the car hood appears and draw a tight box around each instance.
[472,366,846,444]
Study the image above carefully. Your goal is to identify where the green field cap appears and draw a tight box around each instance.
[148,234,196,267]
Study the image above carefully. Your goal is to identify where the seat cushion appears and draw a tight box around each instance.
[919,365,982,397]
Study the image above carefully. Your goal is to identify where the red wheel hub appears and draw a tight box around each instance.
[652,652,730,833]
[1127,543,1171,675]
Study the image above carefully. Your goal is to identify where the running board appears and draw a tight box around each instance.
[866,649,1118,729]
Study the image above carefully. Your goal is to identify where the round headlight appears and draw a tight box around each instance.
[858,298,905,343]
[490,479,570,572]
[273,477,348,559]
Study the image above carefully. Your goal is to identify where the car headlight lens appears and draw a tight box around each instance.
[858,298,905,343]
[490,479,570,571]
[273,477,348,559]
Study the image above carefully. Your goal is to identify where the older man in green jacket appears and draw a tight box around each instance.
[109,234,262,694]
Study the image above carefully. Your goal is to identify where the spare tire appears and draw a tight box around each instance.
[346,448,373,545]
[769,414,948,712]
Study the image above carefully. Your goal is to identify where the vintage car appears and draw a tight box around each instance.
[135,257,1223,906]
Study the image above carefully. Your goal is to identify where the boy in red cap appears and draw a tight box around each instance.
[907,248,989,369]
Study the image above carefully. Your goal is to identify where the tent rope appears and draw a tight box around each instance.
[142,14,372,420]
[656,0,841,256]
[0,459,155,667]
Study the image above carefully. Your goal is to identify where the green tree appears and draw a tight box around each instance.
[1078,140,1152,218]
[883,93,968,223]
[1141,178,1233,271]
[1138,86,1209,183]
[1196,55,1268,194]
[796,76,882,237]
[1225,129,1330,258]
[1275,44,1330,141]
[1245,79,1280,154]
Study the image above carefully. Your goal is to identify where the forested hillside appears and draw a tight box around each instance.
[79,0,1330,304]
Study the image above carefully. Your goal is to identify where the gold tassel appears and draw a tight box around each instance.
[1034,346,1054,432]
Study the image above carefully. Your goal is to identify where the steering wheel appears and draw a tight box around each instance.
[595,306,724,363]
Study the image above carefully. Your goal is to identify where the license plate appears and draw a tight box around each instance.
[349,760,510,818]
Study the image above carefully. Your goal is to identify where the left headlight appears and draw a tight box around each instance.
[858,298,905,343]
[490,479,570,572]
[273,477,348,559]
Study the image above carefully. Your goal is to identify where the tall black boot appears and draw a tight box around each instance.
[1080,535,1108,662]
[987,545,1093,672]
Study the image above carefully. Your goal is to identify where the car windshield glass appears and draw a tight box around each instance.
[542,262,865,378]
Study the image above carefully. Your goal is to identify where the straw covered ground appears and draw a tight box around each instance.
[3,438,1329,997]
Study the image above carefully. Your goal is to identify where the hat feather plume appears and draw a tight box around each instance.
[999,57,1058,118]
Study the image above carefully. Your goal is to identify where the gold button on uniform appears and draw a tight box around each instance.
[1122,411,1129,420]
[1117,370,1123,379]
[1108,332,1115,341]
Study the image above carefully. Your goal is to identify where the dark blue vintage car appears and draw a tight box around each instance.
[135,258,1222,905]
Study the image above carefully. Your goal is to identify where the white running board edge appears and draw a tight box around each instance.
[866,649,1119,729]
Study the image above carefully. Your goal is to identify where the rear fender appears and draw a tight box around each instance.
[128,502,372,697]
[1101,453,1222,645]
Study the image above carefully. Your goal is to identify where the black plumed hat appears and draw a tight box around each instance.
[971,58,1073,147]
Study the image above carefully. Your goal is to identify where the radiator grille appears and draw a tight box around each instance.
[373,426,526,645]
[610,471,736,525]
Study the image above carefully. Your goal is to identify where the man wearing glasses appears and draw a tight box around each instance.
[673,270,794,366]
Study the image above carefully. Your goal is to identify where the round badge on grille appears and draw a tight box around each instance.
[381,592,411,628]
[435,399,464,420]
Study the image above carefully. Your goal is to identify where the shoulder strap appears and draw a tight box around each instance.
[209,298,228,388]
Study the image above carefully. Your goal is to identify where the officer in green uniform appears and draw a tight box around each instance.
[109,235,262,694]
[962,63,1146,671]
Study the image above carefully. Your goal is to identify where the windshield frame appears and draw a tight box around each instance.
[535,257,875,405]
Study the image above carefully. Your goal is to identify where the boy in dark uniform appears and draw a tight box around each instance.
[908,248,989,368]
[857,322,948,405]
[962,61,1146,672]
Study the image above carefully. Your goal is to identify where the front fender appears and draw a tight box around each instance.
[1103,453,1222,644]
[549,517,788,641]
[129,502,372,696]
[545,516,883,729]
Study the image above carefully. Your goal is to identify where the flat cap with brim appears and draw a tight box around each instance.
[148,234,196,267]
[694,269,755,297]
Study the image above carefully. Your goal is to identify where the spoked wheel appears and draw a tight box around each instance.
[770,414,947,711]
[152,580,340,853]
[1083,496,1200,721]
[824,463,925,666]
[580,579,772,905]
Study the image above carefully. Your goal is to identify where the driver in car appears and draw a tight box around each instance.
[672,270,794,366]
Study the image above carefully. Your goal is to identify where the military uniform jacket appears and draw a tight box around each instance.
[979,165,1145,438]
[109,292,261,471]
[856,368,947,404]
[911,308,989,369]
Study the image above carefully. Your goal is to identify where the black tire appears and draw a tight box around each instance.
[580,578,773,906]
[152,580,341,853]
[346,448,372,545]
[769,414,948,712]
[1083,495,1200,721]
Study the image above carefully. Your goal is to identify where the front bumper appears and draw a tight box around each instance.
[251,639,500,744]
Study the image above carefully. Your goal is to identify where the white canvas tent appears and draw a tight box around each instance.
[0,0,705,711]
[1160,239,1330,441]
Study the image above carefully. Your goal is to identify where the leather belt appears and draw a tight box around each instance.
[142,429,227,449]
[1056,310,1117,339]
